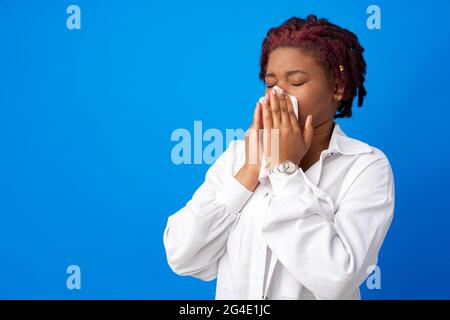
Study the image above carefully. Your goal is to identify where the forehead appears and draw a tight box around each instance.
[266,47,318,73]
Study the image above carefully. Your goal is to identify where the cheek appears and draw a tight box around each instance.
[293,85,334,123]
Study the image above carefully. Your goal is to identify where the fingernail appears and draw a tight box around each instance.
[271,89,276,96]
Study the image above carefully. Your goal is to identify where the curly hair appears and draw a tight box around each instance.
[259,15,367,118]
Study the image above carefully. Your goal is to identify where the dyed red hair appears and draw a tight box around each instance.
[260,15,367,118]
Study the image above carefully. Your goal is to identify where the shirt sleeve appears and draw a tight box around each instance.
[262,157,395,299]
[163,140,253,281]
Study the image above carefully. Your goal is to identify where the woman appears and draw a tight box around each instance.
[163,15,395,300]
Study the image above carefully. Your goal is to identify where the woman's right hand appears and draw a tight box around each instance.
[234,101,263,192]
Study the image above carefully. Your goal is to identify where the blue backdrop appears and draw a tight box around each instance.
[1,0,449,299]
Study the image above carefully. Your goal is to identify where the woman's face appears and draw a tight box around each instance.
[264,47,339,128]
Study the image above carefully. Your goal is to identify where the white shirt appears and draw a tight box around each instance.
[163,122,395,300]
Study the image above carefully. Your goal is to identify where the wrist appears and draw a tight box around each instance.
[242,163,260,177]
[235,164,260,192]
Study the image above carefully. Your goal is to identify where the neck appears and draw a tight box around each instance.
[300,119,335,169]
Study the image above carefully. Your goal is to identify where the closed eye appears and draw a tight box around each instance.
[266,83,305,88]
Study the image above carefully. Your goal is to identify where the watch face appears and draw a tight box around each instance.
[283,160,297,174]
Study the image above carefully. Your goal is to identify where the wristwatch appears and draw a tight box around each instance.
[269,160,298,175]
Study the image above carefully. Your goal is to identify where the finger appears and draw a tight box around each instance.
[254,102,264,162]
[262,94,273,129]
[278,91,289,128]
[253,102,262,129]
[247,103,258,139]
[281,95,295,128]
[246,104,260,165]
[303,115,314,151]
[262,126,271,167]
[286,95,298,129]
[262,97,273,162]
[270,89,281,128]
[247,126,259,165]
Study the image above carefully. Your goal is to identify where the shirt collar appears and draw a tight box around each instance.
[326,122,373,156]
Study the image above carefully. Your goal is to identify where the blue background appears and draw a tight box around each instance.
[1,0,449,299]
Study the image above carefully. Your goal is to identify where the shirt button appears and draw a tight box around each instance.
[265,192,269,197]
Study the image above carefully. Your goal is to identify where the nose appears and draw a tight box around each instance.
[271,85,289,96]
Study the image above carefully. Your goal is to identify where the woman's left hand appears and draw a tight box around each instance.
[262,88,314,169]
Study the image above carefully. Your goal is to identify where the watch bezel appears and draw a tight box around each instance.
[282,160,298,174]
[270,160,298,175]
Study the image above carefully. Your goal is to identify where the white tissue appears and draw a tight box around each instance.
[258,85,299,119]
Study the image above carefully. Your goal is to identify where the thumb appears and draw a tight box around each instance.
[303,115,314,151]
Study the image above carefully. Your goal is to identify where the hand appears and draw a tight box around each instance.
[234,102,263,192]
[262,88,314,170]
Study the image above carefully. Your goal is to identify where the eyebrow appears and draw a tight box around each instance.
[265,69,308,78]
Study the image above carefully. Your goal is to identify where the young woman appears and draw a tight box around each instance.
[163,15,395,300]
